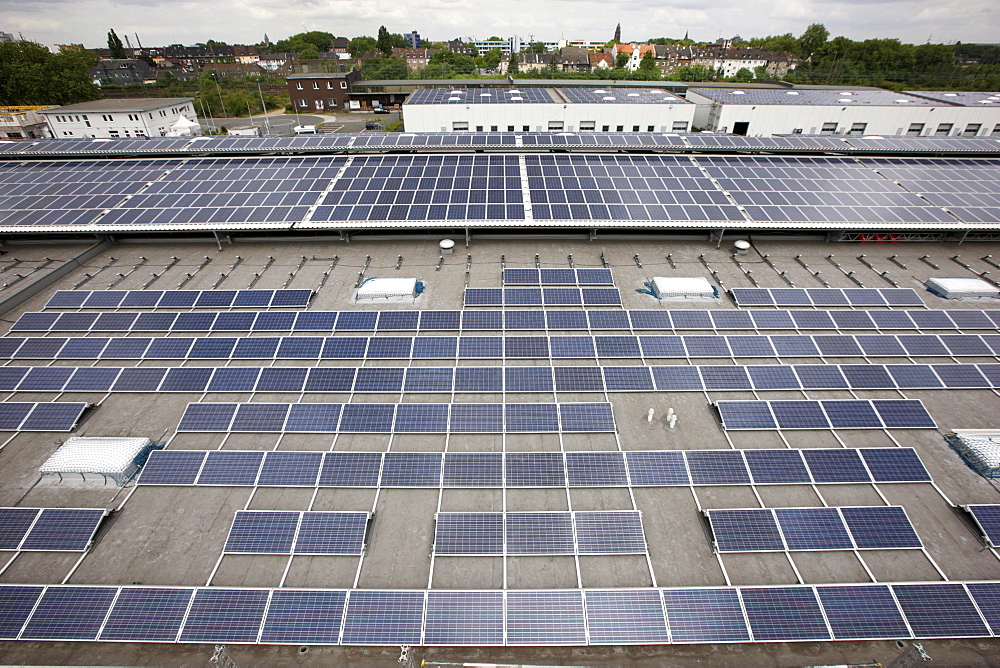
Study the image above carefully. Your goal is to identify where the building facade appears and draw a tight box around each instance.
[90,59,154,86]
[40,98,197,139]
[0,107,53,139]
[286,71,360,113]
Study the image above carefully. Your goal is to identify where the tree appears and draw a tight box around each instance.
[638,50,657,73]
[0,41,100,105]
[527,42,547,54]
[615,52,629,68]
[672,64,719,81]
[475,48,503,71]
[363,55,409,80]
[429,50,477,75]
[107,28,125,58]
[730,67,753,82]
[507,51,519,74]
[798,23,829,58]
[753,64,769,80]
[377,25,393,55]
[348,36,377,59]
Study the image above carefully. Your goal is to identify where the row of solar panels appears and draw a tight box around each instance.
[432,511,645,556]
[137,447,931,488]
[5,333,1000,359]
[16,307,1000,333]
[45,289,312,309]
[501,267,615,285]
[4,363,999,395]
[224,511,369,556]
[0,402,88,432]
[176,402,615,434]
[464,287,623,306]
[3,581,998,645]
[0,508,106,552]
[6,132,999,156]
[706,506,920,552]
[730,287,924,307]
[717,399,936,430]
[966,505,1000,547]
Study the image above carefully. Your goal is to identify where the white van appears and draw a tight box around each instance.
[293,125,318,135]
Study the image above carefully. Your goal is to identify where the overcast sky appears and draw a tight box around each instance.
[2,0,997,49]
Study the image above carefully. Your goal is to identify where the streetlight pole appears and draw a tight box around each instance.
[211,72,226,118]
[257,79,271,135]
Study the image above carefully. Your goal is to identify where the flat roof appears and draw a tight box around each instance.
[907,91,1000,106]
[39,98,195,114]
[688,88,943,107]
[559,88,691,104]
[405,87,556,105]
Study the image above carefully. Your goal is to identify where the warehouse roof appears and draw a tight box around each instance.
[688,88,942,106]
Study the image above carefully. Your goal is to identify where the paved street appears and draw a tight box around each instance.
[198,109,401,136]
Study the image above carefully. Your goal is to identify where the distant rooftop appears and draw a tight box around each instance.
[688,88,944,106]
[559,88,691,104]
[906,91,1000,106]
[405,88,555,104]
[39,98,194,114]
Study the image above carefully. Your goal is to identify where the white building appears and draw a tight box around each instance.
[403,87,695,133]
[686,88,1000,137]
[40,98,198,139]
[905,91,1000,137]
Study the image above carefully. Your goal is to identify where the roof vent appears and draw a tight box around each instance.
[511,96,523,101]
[944,93,959,97]
[731,90,746,95]
[785,91,800,95]
[838,99,853,103]
[602,96,615,101]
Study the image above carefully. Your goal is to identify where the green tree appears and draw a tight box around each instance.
[107,28,126,58]
[475,48,503,70]
[527,42,547,54]
[672,64,719,81]
[487,36,502,41]
[363,55,409,80]
[745,33,798,54]
[730,67,753,82]
[507,51,519,73]
[753,64,769,80]
[615,52,629,68]
[348,36,377,59]
[429,50,477,74]
[638,50,657,74]
[0,41,101,105]
[798,23,829,58]
[377,25,393,55]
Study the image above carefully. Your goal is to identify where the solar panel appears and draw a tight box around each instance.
[259,589,346,645]
[137,450,206,485]
[802,449,871,483]
[892,583,991,638]
[859,448,931,483]
[740,587,831,641]
[178,588,270,643]
[19,586,118,640]
[776,507,854,550]
[341,590,424,645]
[744,449,811,484]
[318,451,381,487]
[840,506,922,549]
[0,585,44,640]
[717,401,777,430]
[424,591,504,646]
[816,585,911,640]
[661,588,750,643]
[625,451,690,486]
[820,400,883,429]
[575,511,646,554]
[871,399,937,428]
[565,451,628,486]
[966,582,1000,636]
[434,513,503,555]
[197,450,264,485]
[99,587,194,642]
[686,451,751,485]
[380,452,442,486]
[708,509,784,552]
[295,512,369,554]
[224,510,299,554]
[506,590,586,645]
[586,589,669,644]
[19,508,105,551]
[505,452,564,486]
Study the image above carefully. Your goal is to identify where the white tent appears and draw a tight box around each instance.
[166,115,201,137]
[651,276,717,299]
[356,277,418,301]
[926,277,1000,299]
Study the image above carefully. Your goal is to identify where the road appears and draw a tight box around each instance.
[198,110,402,136]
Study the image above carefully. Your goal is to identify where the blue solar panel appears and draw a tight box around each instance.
[506,452,564,486]
[295,512,368,554]
[740,587,831,641]
[339,403,395,432]
[560,402,616,431]
[505,366,553,392]
[708,509,784,552]
[661,588,750,643]
[625,451,689,486]
[424,591,504,646]
[586,589,669,644]
[565,451,628,486]
[0,508,39,550]
[0,585,44,639]
[700,366,751,390]
[892,584,990,638]
[20,586,118,640]
[802,449,871,483]
[841,506,922,549]
[744,449,811,484]
[717,401,777,430]
[259,589,346,645]
[380,452,442,486]
[506,590,586,645]
[859,448,931,483]
[769,400,830,429]
[256,451,323,487]
[550,336,597,358]
[318,451,381,487]
[686,451,751,485]
[18,402,88,432]
[341,590,424,645]
[746,365,801,391]
[505,403,559,432]
[967,582,1000,635]
[872,399,936,428]
[775,507,853,550]
[450,403,503,432]
[282,404,342,432]
[197,450,264,485]
[820,400,883,429]
[816,585,910,640]
[138,450,206,485]
[99,587,194,642]
[434,513,503,555]
[230,403,289,431]
[443,452,503,487]
[19,508,105,551]
[179,588,270,643]
[651,366,703,391]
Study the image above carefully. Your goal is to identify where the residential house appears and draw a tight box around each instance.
[330,37,350,54]
[40,98,197,138]
[391,48,441,70]
[0,107,53,139]
[613,43,655,71]
[162,44,236,66]
[693,47,798,78]
[555,47,590,73]
[233,45,260,65]
[259,53,296,72]
[202,62,266,79]
[446,40,477,57]
[274,59,349,76]
[501,52,552,74]
[590,52,613,70]
[286,71,360,113]
[90,59,154,86]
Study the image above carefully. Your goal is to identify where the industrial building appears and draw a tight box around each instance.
[687,88,1000,136]
[0,133,997,666]
[403,87,696,133]
[39,98,198,139]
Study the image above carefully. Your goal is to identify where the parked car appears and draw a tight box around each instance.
[373,107,390,114]
[365,121,383,131]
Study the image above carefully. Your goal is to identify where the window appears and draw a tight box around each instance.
[936,123,953,136]
[849,122,867,135]
[135,130,145,137]
[602,125,610,131]
[475,125,483,132]
[82,115,87,120]
[109,130,119,137]
[327,99,337,108]
[312,82,319,89]
[647,125,654,132]
[579,121,596,131]
[296,83,303,90]
[548,121,564,131]
[964,123,982,136]
[327,82,333,89]
[672,121,689,131]
[820,122,837,134]
[84,120,91,127]
[490,125,498,132]
[906,123,924,136]
[992,123,1000,136]
[632,125,640,132]
[792,128,803,134]
[616,125,624,132]
[298,99,307,108]
[341,81,347,89]
[507,125,515,131]
[453,121,469,131]
[522,125,529,132]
